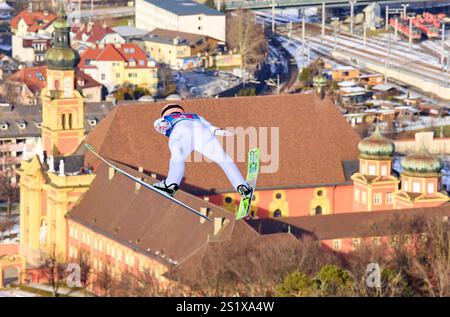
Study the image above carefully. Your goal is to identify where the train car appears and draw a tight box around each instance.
[389,18,422,41]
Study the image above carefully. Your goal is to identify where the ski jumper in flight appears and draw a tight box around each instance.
[153,103,252,199]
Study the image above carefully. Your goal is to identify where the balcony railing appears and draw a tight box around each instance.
[0,143,33,152]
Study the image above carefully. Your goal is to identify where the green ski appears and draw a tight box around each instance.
[236,148,260,220]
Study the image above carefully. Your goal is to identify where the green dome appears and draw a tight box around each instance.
[53,17,69,29]
[401,143,443,176]
[313,75,327,87]
[358,126,395,160]
[45,48,80,70]
[45,4,79,70]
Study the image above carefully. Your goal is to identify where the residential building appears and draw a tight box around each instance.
[11,8,57,64]
[10,9,57,36]
[135,0,226,42]
[78,43,158,94]
[71,22,125,48]
[3,65,103,104]
[331,66,361,82]
[0,103,39,173]
[0,101,113,175]
[12,33,52,65]
[134,28,219,69]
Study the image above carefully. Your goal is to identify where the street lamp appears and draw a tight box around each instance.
[401,3,410,19]
[349,0,357,36]
[442,23,446,67]
[331,17,340,51]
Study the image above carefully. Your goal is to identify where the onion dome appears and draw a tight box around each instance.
[313,74,327,88]
[358,125,395,160]
[45,6,80,70]
[313,58,327,99]
[401,142,443,177]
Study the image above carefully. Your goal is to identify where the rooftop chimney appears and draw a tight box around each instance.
[87,21,94,33]
[108,167,115,180]
[200,207,210,224]
[213,217,229,235]
[135,166,144,191]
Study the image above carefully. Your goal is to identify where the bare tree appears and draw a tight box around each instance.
[0,217,16,241]
[168,235,342,297]
[409,217,450,297]
[0,169,17,214]
[226,9,268,71]
[38,248,93,297]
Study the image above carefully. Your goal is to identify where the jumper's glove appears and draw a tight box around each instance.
[214,128,233,137]
[154,118,172,135]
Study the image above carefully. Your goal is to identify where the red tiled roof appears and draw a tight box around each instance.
[72,23,118,44]
[8,66,102,93]
[96,44,126,61]
[10,10,57,32]
[83,94,362,193]
[78,43,149,68]
[8,65,47,94]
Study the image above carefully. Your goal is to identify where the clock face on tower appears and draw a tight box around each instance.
[64,77,72,98]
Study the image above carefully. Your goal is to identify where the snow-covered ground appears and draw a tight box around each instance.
[0,290,38,297]
[0,213,20,244]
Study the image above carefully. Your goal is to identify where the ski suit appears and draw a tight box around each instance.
[154,112,247,190]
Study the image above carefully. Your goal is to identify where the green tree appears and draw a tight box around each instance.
[316,265,354,296]
[237,87,256,96]
[133,87,151,99]
[203,0,216,9]
[380,268,412,297]
[299,67,313,85]
[275,271,316,297]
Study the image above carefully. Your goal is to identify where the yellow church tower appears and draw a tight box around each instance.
[41,6,84,156]
[17,5,95,266]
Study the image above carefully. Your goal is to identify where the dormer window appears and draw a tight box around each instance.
[0,121,8,130]
[87,117,97,126]
[17,120,27,129]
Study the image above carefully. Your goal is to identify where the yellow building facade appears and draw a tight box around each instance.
[17,8,96,266]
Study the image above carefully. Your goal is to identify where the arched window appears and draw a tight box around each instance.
[315,206,322,215]
[273,209,282,218]
[61,113,66,129]
[68,113,73,129]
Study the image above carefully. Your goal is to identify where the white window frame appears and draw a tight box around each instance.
[354,188,360,202]
[373,193,382,205]
[427,182,435,194]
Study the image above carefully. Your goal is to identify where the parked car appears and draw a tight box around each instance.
[0,12,11,20]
